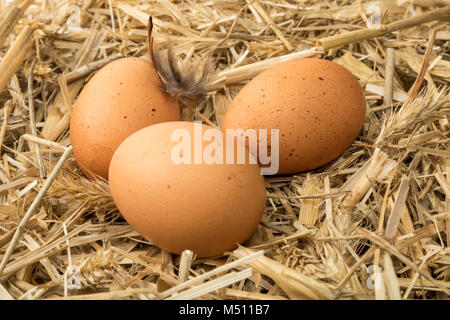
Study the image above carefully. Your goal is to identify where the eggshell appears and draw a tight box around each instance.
[70,57,180,179]
[222,58,366,174]
[108,121,266,258]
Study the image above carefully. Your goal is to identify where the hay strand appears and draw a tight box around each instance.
[0,146,73,277]
[0,0,448,301]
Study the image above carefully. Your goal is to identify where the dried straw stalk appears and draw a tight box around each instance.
[317,6,450,50]
[0,0,449,301]
[0,146,73,277]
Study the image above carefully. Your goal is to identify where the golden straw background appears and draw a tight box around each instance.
[0,0,449,300]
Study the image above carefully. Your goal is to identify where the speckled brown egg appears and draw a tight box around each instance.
[222,58,366,174]
[108,121,266,258]
[70,57,180,179]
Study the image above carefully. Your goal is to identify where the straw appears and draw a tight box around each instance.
[0,146,73,277]
[0,0,448,300]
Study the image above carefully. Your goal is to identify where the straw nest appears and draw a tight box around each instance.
[0,0,449,300]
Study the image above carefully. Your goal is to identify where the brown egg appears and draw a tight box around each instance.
[70,57,180,179]
[108,121,266,258]
[222,58,366,174]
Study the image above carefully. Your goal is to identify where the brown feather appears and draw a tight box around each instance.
[153,42,214,97]
[148,16,213,97]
